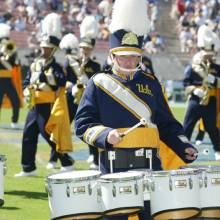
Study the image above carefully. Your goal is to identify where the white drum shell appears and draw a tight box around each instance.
[46,170,102,219]
[129,169,152,201]
[99,172,144,214]
[150,170,200,216]
[200,169,220,209]
[0,155,6,204]
[0,160,4,202]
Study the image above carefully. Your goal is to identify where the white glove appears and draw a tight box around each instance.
[193,88,205,98]
[23,88,31,105]
[23,87,30,97]
[78,74,89,85]
[30,71,41,84]
[207,74,216,85]
[72,84,79,97]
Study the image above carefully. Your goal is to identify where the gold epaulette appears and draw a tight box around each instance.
[142,72,155,80]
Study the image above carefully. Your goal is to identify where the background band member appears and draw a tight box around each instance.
[46,33,79,170]
[183,45,220,161]
[15,13,74,177]
[0,23,21,129]
[77,36,101,170]
[74,0,198,219]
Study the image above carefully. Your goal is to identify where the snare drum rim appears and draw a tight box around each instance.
[99,173,143,183]
[183,165,220,173]
[46,170,101,184]
[0,155,6,162]
[152,169,199,177]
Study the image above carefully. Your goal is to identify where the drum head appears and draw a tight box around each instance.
[182,165,220,173]
[100,172,142,182]
[152,169,199,177]
[46,170,101,183]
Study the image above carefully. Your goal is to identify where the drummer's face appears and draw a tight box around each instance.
[114,55,141,70]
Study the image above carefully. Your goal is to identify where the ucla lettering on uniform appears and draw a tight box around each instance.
[136,83,153,96]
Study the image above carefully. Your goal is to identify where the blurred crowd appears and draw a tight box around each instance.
[171,0,220,54]
[0,0,165,54]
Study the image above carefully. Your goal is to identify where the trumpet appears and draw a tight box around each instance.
[0,39,17,60]
[199,61,211,106]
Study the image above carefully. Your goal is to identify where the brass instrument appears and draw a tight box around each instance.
[199,61,211,106]
[68,54,88,104]
[0,39,17,60]
[26,85,36,109]
[73,81,86,104]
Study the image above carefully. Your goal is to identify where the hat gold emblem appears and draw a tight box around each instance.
[121,32,138,46]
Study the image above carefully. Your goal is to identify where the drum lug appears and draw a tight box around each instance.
[112,185,116,197]
[3,164,7,176]
[97,185,102,203]
[189,177,193,189]
[66,185,70,197]
[169,177,173,191]
[150,180,155,192]
[204,176,208,188]
[88,183,92,195]
[199,176,203,188]
[135,181,138,195]
[45,183,53,197]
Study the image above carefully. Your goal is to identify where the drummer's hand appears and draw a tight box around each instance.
[107,129,123,145]
[185,147,198,161]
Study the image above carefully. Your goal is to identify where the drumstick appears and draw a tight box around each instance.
[119,118,147,137]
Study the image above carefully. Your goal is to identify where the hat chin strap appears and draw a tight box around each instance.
[111,54,140,74]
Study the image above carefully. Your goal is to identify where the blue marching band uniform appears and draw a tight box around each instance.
[183,50,220,159]
[74,66,198,220]
[9,3,200,219]
[74,0,197,218]
[0,39,20,125]
[20,56,73,173]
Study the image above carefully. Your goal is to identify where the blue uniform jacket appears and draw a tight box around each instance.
[23,57,66,91]
[75,70,195,164]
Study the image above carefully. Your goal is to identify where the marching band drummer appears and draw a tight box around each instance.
[183,44,220,161]
[74,0,198,219]
[15,13,74,177]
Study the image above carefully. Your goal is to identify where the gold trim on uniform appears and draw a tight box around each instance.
[0,70,12,77]
[111,47,143,55]
[142,72,155,80]
[112,69,135,81]
[95,82,141,120]
[136,84,153,96]
[34,91,56,104]
[83,125,108,146]
[93,73,156,128]
[114,127,159,148]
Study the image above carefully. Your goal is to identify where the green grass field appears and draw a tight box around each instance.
[0,106,218,220]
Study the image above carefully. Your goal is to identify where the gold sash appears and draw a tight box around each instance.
[217,89,220,128]
[34,91,56,104]
[114,128,159,148]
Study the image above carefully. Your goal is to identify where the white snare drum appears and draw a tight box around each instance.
[0,155,6,207]
[129,169,152,201]
[196,165,220,218]
[99,172,144,216]
[150,169,200,220]
[45,170,102,220]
